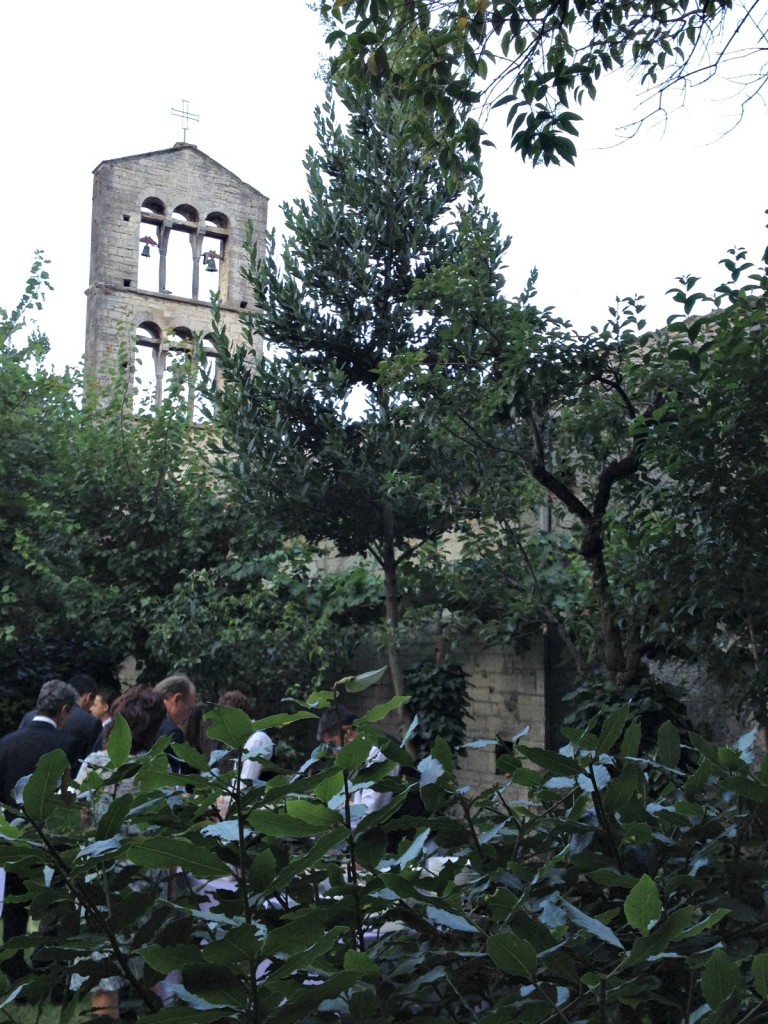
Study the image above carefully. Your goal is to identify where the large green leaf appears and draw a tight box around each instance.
[250,710,317,732]
[285,798,342,827]
[623,907,693,967]
[426,906,480,933]
[94,792,134,841]
[343,948,379,979]
[107,715,131,768]
[596,705,630,755]
[656,721,680,769]
[518,746,580,778]
[247,809,324,838]
[357,695,410,722]
[486,933,537,979]
[335,739,375,772]
[620,720,642,757]
[21,748,69,822]
[753,952,768,998]
[723,775,768,803]
[624,874,662,936]
[139,944,208,974]
[263,911,327,956]
[314,770,344,803]
[603,764,644,817]
[269,827,350,890]
[204,706,254,749]
[560,898,624,949]
[680,908,729,938]
[341,666,388,693]
[348,986,378,1023]
[202,924,265,965]
[701,947,744,1008]
[124,837,228,879]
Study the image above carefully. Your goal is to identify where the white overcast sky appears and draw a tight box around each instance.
[1,0,765,373]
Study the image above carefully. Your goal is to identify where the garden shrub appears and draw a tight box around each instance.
[1,674,767,1023]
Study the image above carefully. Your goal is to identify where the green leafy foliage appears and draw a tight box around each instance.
[403,659,471,755]
[386,215,768,728]
[321,0,763,171]
[0,269,380,721]
[213,85,502,727]
[0,286,238,702]
[3,680,768,1023]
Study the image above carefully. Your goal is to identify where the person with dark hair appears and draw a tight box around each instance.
[316,706,357,751]
[20,674,103,772]
[153,674,197,774]
[62,674,103,769]
[217,690,273,786]
[0,679,80,987]
[317,705,397,823]
[1,679,79,805]
[77,687,166,789]
[74,685,167,1019]
[215,688,274,815]
[90,687,118,737]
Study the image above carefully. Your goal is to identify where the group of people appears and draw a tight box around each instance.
[0,673,274,1013]
[0,672,392,1015]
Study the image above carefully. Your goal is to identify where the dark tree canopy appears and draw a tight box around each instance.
[322,0,767,168]
[214,88,499,560]
[396,232,768,724]
[212,87,510,716]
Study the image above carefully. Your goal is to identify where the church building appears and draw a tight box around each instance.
[84,141,268,414]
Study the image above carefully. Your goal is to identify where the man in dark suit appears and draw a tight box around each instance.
[20,674,103,773]
[154,674,197,775]
[0,679,79,985]
[61,674,104,768]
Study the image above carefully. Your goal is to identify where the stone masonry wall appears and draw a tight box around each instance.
[356,634,547,794]
[456,637,546,792]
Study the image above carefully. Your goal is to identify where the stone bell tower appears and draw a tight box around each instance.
[84,142,268,410]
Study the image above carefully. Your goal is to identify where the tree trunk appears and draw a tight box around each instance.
[381,503,412,739]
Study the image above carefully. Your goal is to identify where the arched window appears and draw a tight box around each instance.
[200,236,223,296]
[172,205,198,225]
[142,198,165,217]
[133,322,162,412]
[164,327,194,405]
[132,324,217,421]
[204,212,229,230]
[200,211,229,300]
[194,334,219,423]
[164,206,199,299]
[137,200,230,303]
[138,198,165,292]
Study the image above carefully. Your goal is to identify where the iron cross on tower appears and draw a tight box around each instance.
[171,100,199,142]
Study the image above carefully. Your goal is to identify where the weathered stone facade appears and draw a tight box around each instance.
[84,143,267,397]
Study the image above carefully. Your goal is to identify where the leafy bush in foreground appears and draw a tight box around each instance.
[1,672,768,1023]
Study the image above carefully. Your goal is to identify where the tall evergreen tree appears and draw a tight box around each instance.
[214,87,507,721]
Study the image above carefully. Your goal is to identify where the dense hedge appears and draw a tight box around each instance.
[1,672,767,1023]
